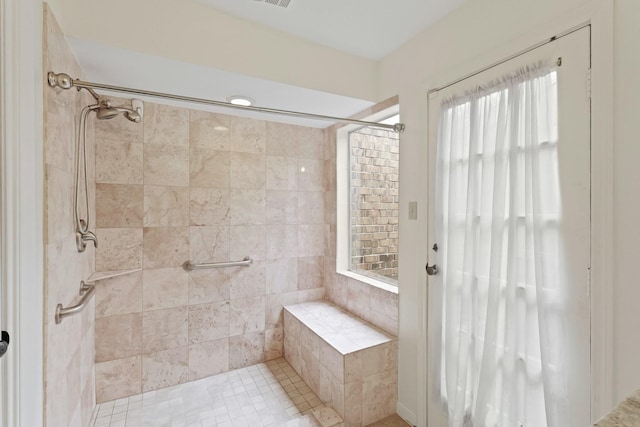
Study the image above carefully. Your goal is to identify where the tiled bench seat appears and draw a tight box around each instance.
[284,301,398,427]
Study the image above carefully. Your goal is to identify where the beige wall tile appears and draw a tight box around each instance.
[298,159,324,191]
[229,331,265,369]
[266,292,298,329]
[344,381,364,426]
[229,189,265,225]
[266,258,298,295]
[266,122,299,157]
[229,225,265,261]
[330,376,345,418]
[266,156,298,191]
[229,296,265,336]
[299,325,320,360]
[361,369,397,425]
[189,188,230,226]
[95,271,143,318]
[144,144,189,186]
[189,110,231,151]
[230,152,266,189]
[265,327,284,360]
[297,288,325,303]
[265,225,297,259]
[188,301,229,344]
[300,345,321,392]
[361,342,396,377]
[45,165,73,244]
[297,257,324,290]
[95,313,142,362]
[96,228,143,271]
[142,307,189,353]
[95,184,143,228]
[265,190,298,225]
[96,139,143,185]
[188,269,231,304]
[319,340,344,382]
[142,267,189,311]
[189,148,230,188]
[144,104,189,147]
[95,356,142,403]
[347,279,371,321]
[229,260,266,299]
[144,186,190,227]
[230,117,266,154]
[189,339,229,380]
[45,109,74,172]
[298,191,325,225]
[189,226,230,264]
[297,224,327,257]
[298,127,325,160]
[142,347,189,392]
[344,352,362,385]
[142,227,189,268]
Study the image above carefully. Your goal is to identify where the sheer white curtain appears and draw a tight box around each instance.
[434,64,567,427]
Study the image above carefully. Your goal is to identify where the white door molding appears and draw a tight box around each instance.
[0,0,44,426]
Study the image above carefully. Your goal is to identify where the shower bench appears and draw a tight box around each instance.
[283,300,397,427]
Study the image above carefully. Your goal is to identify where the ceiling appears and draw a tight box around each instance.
[67,0,466,128]
[194,0,466,60]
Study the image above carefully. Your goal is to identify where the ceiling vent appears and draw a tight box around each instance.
[264,0,291,8]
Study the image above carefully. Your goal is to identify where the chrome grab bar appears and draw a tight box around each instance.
[55,281,95,324]
[182,257,253,272]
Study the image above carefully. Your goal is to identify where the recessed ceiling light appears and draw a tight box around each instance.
[227,96,254,107]
[213,125,229,132]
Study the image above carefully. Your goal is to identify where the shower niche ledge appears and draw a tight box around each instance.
[86,268,141,283]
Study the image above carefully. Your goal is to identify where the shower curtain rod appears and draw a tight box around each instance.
[47,72,405,133]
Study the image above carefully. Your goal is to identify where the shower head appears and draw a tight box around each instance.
[96,104,142,123]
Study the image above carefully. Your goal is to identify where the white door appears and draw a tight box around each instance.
[427,27,591,426]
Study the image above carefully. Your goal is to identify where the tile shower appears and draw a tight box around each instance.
[43,6,400,427]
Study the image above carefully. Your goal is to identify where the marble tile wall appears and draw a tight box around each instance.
[93,105,327,402]
[323,100,400,337]
[43,6,97,427]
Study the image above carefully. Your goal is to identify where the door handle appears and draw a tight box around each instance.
[426,263,439,276]
[0,331,9,358]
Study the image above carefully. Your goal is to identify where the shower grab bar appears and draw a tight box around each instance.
[55,281,95,324]
[182,257,253,272]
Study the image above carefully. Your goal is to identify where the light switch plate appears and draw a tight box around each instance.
[408,201,417,220]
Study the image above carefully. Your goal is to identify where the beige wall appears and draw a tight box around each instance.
[43,6,96,427]
[92,102,327,402]
[44,0,377,101]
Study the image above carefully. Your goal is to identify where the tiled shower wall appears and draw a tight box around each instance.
[43,6,97,427]
[323,99,400,337]
[93,103,327,402]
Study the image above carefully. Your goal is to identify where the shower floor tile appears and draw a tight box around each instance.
[92,358,324,427]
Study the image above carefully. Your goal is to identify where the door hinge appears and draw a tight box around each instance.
[586,68,592,99]
[587,267,592,298]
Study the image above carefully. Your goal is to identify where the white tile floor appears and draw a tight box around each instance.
[92,358,325,427]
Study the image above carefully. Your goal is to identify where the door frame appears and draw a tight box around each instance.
[418,1,614,425]
[0,0,44,426]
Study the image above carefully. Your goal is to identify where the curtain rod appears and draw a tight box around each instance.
[427,22,590,97]
[47,72,405,133]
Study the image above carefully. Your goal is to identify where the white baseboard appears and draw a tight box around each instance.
[396,401,417,426]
